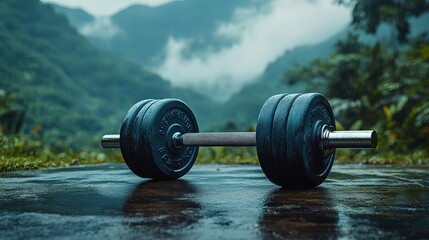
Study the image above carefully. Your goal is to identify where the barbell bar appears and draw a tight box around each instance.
[102,128,377,150]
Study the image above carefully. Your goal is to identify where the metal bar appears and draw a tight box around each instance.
[179,132,256,146]
[321,125,377,150]
[101,127,377,150]
[327,130,377,149]
[101,134,120,148]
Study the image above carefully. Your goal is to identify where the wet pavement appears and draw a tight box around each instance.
[0,164,428,239]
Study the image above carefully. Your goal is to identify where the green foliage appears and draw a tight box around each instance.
[285,31,429,158]
[283,2,429,163]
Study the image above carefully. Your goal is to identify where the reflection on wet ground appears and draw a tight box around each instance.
[0,164,428,239]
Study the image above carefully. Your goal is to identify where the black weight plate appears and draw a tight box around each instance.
[130,100,160,178]
[271,93,301,187]
[139,99,199,180]
[123,100,159,178]
[256,94,288,184]
[120,99,154,178]
[286,93,335,187]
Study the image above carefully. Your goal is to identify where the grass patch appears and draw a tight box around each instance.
[1,134,428,172]
[335,149,429,165]
[196,147,258,164]
[0,134,122,171]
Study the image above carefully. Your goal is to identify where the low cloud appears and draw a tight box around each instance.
[155,0,351,101]
[80,17,121,39]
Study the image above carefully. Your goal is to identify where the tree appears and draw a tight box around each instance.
[337,0,429,43]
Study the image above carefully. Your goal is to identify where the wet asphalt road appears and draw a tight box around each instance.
[0,164,428,239]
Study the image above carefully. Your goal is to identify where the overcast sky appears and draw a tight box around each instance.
[40,0,176,16]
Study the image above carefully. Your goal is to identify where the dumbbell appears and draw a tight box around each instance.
[101,93,377,188]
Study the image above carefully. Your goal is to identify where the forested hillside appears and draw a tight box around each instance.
[0,0,217,149]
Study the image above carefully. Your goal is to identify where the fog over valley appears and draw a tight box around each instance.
[47,0,350,101]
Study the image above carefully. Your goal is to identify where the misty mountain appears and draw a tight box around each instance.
[0,0,218,148]
[53,0,264,67]
[52,1,352,102]
[51,1,429,130]
[54,1,429,86]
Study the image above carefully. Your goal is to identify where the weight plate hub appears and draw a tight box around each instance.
[139,99,199,180]
[286,93,335,187]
